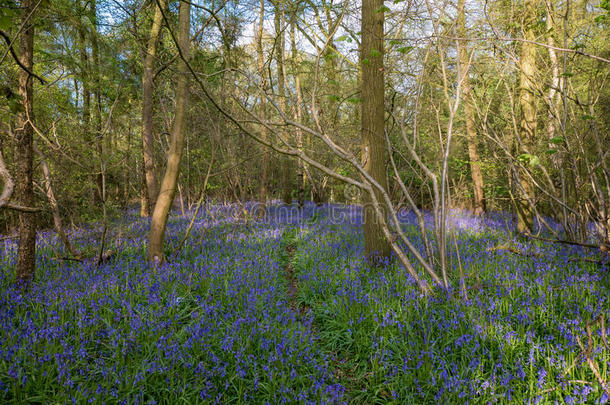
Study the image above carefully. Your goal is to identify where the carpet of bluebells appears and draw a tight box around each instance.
[1,202,609,404]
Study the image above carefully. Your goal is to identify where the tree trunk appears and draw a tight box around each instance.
[290,15,305,209]
[457,0,485,215]
[256,0,269,213]
[140,156,150,216]
[141,0,167,216]
[78,0,95,205]
[516,0,537,234]
[34,143,79,258]
[90,0,104,206]
[77,2,90,134]
[15,0,37,285]
[148,0,190,264]
[361,0,391,261]
[274,2,291,205]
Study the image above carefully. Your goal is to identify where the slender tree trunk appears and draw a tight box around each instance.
[148,0,190,264]
[15,0,37,285]
[457,0,485,215]
[361,0,391,261]
[140,156,150,216]
[545,1,560,150]
[256,0,269,213]
[34,143,79,258]
[78,1,95,204]
[290,15,305,208]
[77,3,90,133]
[545,0,569,232]
[516,0,537,234]
[90,0,104,205]
[273,2,291,205]
[141,0,167,216]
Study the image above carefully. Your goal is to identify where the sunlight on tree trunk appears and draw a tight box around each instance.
[142,0,167,217]
[361,0,391,261]
[516,0,537,234]
[457,0,486,216]
[148,0,190,265]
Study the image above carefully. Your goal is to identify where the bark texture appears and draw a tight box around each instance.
[516,0,537,234]
[148,0,190,264]
[15,0,37,285]
[141,0,167,216]
[290,16,305,208]
[256,0,269,213]
[274,2,292,205]
[457,0,486,215]
[361,0,391,260]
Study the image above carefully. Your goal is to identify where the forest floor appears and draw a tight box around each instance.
[0,202,609,404]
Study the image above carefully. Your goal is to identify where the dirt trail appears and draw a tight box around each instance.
[284,243,298,311]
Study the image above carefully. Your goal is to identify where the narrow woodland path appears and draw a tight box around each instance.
[285,243,298,311]
[281,227,299,313]
[280,225,357,400]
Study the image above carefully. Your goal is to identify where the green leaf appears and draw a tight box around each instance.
[550,136,564,144]
[545,149,558,155]
[376,5,391,13]
[361,58,370,65]
[0,15,12,30]
[347,97,363,104]
[397,46,413,54]
[8,99,24,114]
[529,155,540,166]
[369,48,381,57]
[582,114,595,120]
[336,35,348,42]
[327,94,341,102]
[561,72,573,78]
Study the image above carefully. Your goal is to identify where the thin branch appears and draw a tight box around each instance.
[0,30,46,84]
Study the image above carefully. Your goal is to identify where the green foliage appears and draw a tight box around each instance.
[0,0,17,30]
[369,48,382,58]
[517,153,540,167]
[396,46,413,54]
[549,136,564,145]
[375,5,391,13]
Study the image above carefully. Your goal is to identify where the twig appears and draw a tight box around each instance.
[0,30,46,84]
[576,335,610,396]
[42,255,83,263]
[486,243,539,257]
[171,155,214,258]
[527,233,599,249]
